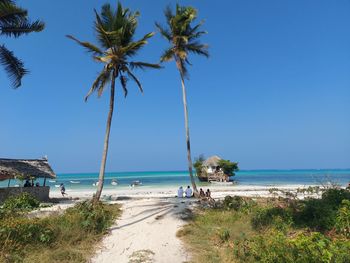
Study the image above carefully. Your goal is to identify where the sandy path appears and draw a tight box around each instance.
[92,197,192,263]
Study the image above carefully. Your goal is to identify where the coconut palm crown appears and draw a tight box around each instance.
[67,2,160,201]
[67,2,160,101]
[156,4,209,78]
[156,4,209,195]
[0,0,45,88]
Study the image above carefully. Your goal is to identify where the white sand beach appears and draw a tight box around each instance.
[92,197,193,263]
[46,184,324,263]
[49,184,321,200]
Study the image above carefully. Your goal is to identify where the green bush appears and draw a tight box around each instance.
[234,231,350,263]
[217,229,230,243]
[295,188,350,231]
[65,201,116,233]
[251,206,293,231]
[335,199,350,237]
[0,200,120,262]
[217,159,239,177]
[223,196,244,211]
[0,217,54,246]
[2,192,40,211]
[322,188,350,205]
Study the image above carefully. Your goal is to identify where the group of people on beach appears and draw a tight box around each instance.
[24,179,40,187]
[177,186,211,198]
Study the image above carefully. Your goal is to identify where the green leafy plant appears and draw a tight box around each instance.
[217,229,230,243]
[335,199,350,237]
[235,231,350,263]
[217,159,239,177]
[295,188,350,231]
[251,206,293,231]
[2,192,40,211]
[65,201,116,233]
[193,155,205,177]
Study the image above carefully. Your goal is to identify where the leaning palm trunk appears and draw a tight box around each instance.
[94,71,116,202]
[178,69,198,195]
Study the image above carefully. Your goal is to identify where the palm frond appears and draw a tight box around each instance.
[185,42,209,57]
[1,20,44,37]
[119,75,128,97]
[157,4,209,73]
[124,67,143,93]
[85,68,111,101]
[0,44,27,88]
[164,5,173,27]
[160,48,175,62]
[155,22,171,41]
[66,35,103,55]
[94,9,113,49]
[129,61,161,70]
[0,1,27,24]
[122,32,155,57]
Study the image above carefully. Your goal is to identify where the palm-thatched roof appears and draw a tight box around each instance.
[0,158,56,181]
[203,155,222,167]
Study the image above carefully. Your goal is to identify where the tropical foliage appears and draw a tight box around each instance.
[217,159,239,177]
[193,154,205,177]
[156,4,208,194]
[67,2,160,201]
[0,0,44,88]
[179,188,350,263]
[0,200,121,262]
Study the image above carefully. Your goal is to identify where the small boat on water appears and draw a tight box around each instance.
[70,180,80,184]
[49,180,56,183]
[130,180,142,187]
[111,179,118,186]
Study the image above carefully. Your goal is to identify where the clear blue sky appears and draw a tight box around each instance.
[0,0,349,173]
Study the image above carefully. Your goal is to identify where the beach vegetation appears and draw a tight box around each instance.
[0,0,44,88]
[217,159,239,177]
[67,2,160,201]
[180,188,350,263]
[2,192,40,211]
[0,200,121,262]
[156,4,209,195]
[193,155,205,177]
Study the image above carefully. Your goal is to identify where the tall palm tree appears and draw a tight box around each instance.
[0,0,44,88]
[156,4,208,195]
[67,2,160,201]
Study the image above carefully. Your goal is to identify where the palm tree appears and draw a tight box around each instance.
[67,2,160,201]
[156,4,209,195]
[0,0,44,88]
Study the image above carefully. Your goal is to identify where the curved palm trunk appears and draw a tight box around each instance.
[94,71,116,202]
[178,71,198,196]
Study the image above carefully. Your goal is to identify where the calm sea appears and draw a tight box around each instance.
[2,169,350,190]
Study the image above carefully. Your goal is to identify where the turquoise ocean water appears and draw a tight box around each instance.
[2,169,350,190]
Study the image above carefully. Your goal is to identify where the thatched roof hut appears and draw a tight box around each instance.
[203,155,222,168]
[0,158,56,181]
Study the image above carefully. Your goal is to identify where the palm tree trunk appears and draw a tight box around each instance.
[179,71,198,195]
[94,71,116,202]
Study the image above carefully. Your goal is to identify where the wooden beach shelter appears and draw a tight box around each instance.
[199,155,228,182]
[0,158,56,202]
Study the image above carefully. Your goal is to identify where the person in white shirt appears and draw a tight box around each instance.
[185,185,192,198]
[177,186,184,198]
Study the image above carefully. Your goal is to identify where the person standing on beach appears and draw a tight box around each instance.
[60,183,67,197]
[185,186,193,198]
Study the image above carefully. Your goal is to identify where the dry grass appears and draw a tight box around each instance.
[0,202,121,263]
